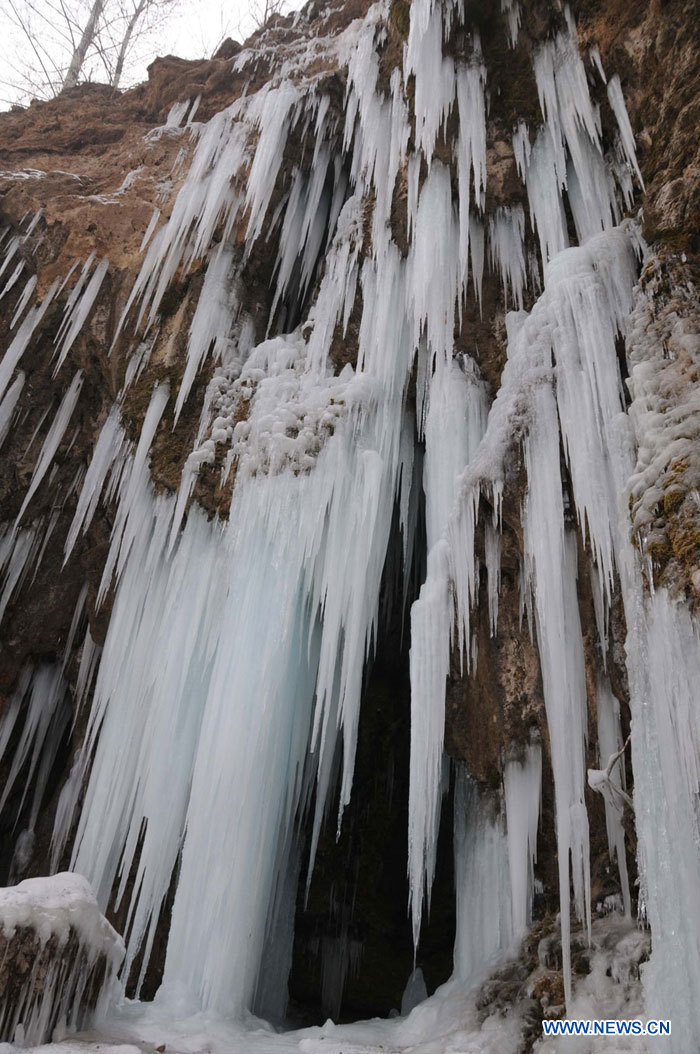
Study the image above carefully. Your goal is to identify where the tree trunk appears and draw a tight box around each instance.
[62,0,107,90]
[111,0,148,91]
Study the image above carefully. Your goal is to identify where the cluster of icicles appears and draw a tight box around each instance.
[1,0,700,1048]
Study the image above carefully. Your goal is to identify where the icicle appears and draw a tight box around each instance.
[484,520,501,636]
[0,234,21,281]
[174,247,236,422]
[512,120,531,181]
[9,274,38,327]
[408,540,451,948]
[488,206,526,309]
[50,756,85,871]
[453,769,512,981]
[409,163,460,367]
[15,371,84,527]
[521,126,569,264]
[455,63,487,287]
[64,406,127,563]
[0,261,24,301]
[245,83,301,244]
[139,208,161,252]
[0,280,60,403]
[606,74,644,189]
[404,0,455,167]
[423,355,488,552]
[50,630,103,871]
[590,677,631,916]
[589,45,606,83]
[0,664,70,832]
[306,196,363,375]
[469,212,485,306]
[0,370,24,447]
[407,349,489,950]
[565,135,617,244]
[624,589,700,1051]
[530,22,635,252]
[0,525,39,625]
[523,390,590,1005]
[96,382,169,606]
[533,27,602,173]
[500,0,521,48]
[548,228,638,603]
[165,99,191,128]
[503,740,542,938]
[53,258,108,374]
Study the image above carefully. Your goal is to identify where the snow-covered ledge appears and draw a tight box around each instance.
[0,873,124,1046]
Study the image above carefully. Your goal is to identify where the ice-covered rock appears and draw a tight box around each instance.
[0,873,124,1045]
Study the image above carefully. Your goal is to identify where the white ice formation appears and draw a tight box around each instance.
[0,0,699,1050]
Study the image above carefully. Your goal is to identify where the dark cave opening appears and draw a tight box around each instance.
[285,500,457,1027]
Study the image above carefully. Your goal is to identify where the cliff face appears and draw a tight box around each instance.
[0,0,699,1037]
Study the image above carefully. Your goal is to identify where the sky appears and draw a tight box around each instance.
[0,0,293,110]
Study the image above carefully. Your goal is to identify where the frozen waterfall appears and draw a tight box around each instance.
[1,0,700,1049]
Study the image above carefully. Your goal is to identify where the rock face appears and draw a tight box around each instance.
[0,0,698,1030]
[0,873,124,1043]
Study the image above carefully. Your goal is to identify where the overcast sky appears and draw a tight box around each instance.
[0,0,293,110]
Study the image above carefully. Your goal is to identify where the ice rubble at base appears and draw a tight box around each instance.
[0,912,653,1054]
[0,0,699,1049]
[0,874,124,1046]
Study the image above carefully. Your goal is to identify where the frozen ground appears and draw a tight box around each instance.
[0,987,525,1054]
[0,916,652,1054]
